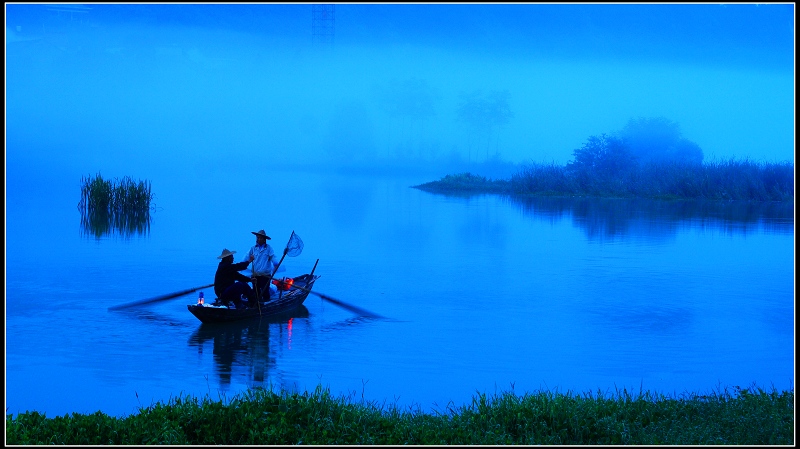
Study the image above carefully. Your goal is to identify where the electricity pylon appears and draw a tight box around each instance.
[312,4,335,51]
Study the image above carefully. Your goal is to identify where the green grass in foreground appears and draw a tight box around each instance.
[6,385,793,445]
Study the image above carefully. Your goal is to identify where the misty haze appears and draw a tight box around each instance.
[6,3,794,181]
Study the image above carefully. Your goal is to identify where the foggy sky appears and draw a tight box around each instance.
[5,3,795,179]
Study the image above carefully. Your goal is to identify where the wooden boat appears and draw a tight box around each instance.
[188,305,310,347]
[187,273,320,324]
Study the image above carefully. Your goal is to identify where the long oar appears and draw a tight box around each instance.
[252,245,261,311]
[108,283,214,311]
[286,282,385,319]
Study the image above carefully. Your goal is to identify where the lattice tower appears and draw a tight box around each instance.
[312,4,335,50]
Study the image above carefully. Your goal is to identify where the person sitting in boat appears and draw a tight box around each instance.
[246,229,277,301]
[214,248,256,308]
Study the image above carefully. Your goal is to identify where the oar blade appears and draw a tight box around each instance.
[311,291,385,319]
[108,283,214,311]
[278,280,386,319]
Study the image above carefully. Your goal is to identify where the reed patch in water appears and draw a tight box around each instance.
[78,173,154,238]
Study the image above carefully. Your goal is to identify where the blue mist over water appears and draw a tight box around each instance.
[5,167,794,418]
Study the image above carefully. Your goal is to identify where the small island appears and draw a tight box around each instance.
[414,117,794,202]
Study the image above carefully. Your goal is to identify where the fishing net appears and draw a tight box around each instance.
[285,231,304,257]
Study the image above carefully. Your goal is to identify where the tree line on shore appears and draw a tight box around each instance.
[417,117,794,202]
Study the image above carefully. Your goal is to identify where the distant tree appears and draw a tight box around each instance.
[619,117,703,165]
[456,89,513,161]
[566,133,638,194]
[568,133,636,175]
[377,78,439,158]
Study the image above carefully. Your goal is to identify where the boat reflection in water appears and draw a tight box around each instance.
[187,305,310,390]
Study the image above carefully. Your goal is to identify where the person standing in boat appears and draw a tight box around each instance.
[214,248,256,308]
[246,229,276,301]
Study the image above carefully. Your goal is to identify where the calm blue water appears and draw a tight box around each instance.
[5,167,795,418]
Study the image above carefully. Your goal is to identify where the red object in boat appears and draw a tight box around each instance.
[272,277,295,291]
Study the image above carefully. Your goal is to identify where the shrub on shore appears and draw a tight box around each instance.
[416,116,792,201]
[416,158,793,201]
[6,385,793,445]
[509,158,793,201]
[414,172,510,194]
[507,124,793,201]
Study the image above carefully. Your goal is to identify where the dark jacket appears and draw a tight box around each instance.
[214,258,251,298]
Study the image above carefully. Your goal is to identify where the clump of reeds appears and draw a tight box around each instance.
[414,172,510,194]
[5,383,793,445]
[501,158,794,201]
[78,173,154,238]
[511,162,577,196]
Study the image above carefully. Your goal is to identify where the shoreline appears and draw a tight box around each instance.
[6,383,794,445]
[412,160,795,202]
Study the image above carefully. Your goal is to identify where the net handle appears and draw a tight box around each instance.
[271,230,302,276]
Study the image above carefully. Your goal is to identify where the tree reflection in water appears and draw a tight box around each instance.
[508,196,793,240]
[187,306,310,388]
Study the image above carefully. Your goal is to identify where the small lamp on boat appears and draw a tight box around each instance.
[272,277,294,291]
[197,291,205,305]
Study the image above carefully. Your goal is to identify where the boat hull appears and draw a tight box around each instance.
[188,274,318,324]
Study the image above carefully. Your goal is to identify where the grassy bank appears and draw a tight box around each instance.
[414,172,511,195]
[6,385,793,445]
[415,159,794,201]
